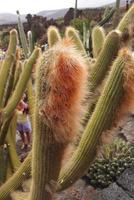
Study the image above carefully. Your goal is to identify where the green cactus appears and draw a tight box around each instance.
[1,48,40,121]
[13,61,22,90]
[83,22,86,48]
[0,147,8,184]
[98,8,115,26]
[27,31,34,54]
[1,9,134,199]
[16,10,29,58]
[92,26,105,58]
[16,11,36,128]
[57,49,134,191]
[0,153,31,200]
[3,49,20,107]
[47,26,62,47]
[65,26,91,69]
[11,191,29,200]
[102,7,111,20]
[6,158,13,180]
[113,0,120,28]
[3,113,19,175]
[84,30,121,122]
[6,123,21,172]
[65,26,87,56]
[117,4,134,32]
[86,138,134,188]
[0,48,40,144]
[89,30,121,92]
[0,29,17,108]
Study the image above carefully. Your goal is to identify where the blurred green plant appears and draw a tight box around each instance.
[0,31,10,49]
[70,18,90,37]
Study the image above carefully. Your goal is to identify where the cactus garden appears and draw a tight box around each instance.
[1,0,134,200]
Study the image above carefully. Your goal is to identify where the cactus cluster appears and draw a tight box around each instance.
[86,139,134,188]
[0,17,39,199]
[1,3,134,200]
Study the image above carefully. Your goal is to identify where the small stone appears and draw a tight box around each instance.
[117,167,134,198]
[91,183,132,200]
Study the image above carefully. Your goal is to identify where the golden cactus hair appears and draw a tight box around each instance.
[29,38,88,200]
[47,26,62,47]
[38,38,88,143]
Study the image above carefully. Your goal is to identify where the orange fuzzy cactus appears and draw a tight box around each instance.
[29,38,88,200]
[39,38,88,143]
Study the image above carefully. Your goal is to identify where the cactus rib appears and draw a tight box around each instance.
[57,50,134,191]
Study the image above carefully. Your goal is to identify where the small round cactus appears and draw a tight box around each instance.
[86,138,134,188]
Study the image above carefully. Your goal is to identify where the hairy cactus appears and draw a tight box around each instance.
[65,26,87,56]
[1,7,134,198]
[92,26,105,58]
[117,4,134,32]
[29,39,88,200]
[47,26,62,47]
[57,49,134,191]
[86,139,134,188]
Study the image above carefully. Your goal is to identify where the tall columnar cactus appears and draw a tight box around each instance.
[16,10,29,58]
[0,147,8,184]
[84,30,121,121]
[27,31,34,54]
[92,26,105,58]
[117,4,134,32]
[6,114,21,173]
[65,26,91,70]
[0,153,32,200]
[89,30,121,92]
[0,29,17,108]
[6,131,21,173]
[1,8,134,198]
[47,26,62,47]
[3,49,20,107]
[82,22,86,48]
[29,39,88,200]
[98,8,115,26]
[57,49,134,191]
[0,29,18,172]
[13,60,22,90]
[113,0,120,28]
[16,11,36,127]
[0,48,40,143]
[3,48,39,120]
[65,26,87,56]
[102,7,111,20]
[0,23,39,197]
